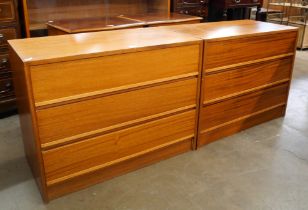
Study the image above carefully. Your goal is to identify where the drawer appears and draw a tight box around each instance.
[42,110,195,183]
[0,27,17,47]
[200,83,289,131]
[226,0,261,7]
[176,6,208,17]
[176,0,208,4]
[203,57,293,103]
[198,105,285,147]
[37,78,198,145]
[0,77,14,98]
[0,54,9,70]
[203,31,297,70]
[0,1,15,22]
[30,44,201,104]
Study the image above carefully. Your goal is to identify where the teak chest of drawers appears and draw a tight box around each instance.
[168,20,297,146]
[9,20,297,202]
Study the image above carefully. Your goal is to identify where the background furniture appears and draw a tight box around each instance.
[20,0,201,37]
[9,20,297,202]
[209,0,263,21]
[172,0,209,20]
[266,0,308,49]
[287,1,308,49]
[0,0,20,117]
[47,13,202,35]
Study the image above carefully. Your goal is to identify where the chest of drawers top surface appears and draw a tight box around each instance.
[8,27,201,65]
[167,20,297,40]
[9,20,297,66]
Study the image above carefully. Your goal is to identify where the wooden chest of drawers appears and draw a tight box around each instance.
[172,0,209,19]
[9,27,202,201]
[9,20,297,202]
[0,0,20,117]
[169,20,297,147]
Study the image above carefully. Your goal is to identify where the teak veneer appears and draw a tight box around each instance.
[9,20,298,202]
[167,20,297,146]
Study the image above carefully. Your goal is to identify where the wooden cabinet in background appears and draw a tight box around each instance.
[20,0,202,37]
[0,0,20,117]
[172,0,209,20]
[209,0,263,21]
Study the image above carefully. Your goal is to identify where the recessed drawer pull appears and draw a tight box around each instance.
[0,82,12,94]
[1,58,8,64]
[0,34,4,40]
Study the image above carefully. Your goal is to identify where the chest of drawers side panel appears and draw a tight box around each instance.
[9,46,48,202]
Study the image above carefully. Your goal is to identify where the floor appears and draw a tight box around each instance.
[0,51,307,210]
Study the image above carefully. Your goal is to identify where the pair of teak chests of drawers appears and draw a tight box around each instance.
[8,20,298,202]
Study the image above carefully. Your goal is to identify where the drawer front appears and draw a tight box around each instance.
[42,110,195,183]
[226,0,261,7]
[0,27,17,47]
[0,77,14,98]
[37,79,198,145]
[176,0,208,4]
[176,6,208,17]
[203,57,293,103]
[0,54,9,70]
[200,83,289,131]
[31,44,200,104]
[0,1,15,22]
[204,31,297,70]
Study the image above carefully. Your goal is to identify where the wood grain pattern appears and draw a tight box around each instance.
[203,31,297,70]
[200,83,289,131]
[47,138,192,200]
[37,78,197,145]
[9,46,48,202]
[203,56,293,103]
[31,44,200,103]
[42,110,195,183]
[198,104,286,146]
[8,25,201,65]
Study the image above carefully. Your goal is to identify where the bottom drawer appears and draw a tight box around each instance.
[200,83,289,132]
[198,105,286,147]
[42,110,196,185]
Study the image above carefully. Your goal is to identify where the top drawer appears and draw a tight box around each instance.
[203,31,297,71]
[30,44,201,105]
[0,1,15,22]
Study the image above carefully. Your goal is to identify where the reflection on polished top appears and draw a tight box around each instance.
[9,20,297,65]
[166,20,297,40]
[8,26,201,64]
